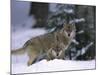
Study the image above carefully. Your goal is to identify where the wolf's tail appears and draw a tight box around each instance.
[11,47,26,55]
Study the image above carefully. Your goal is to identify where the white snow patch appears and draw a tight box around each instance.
[70,18,85,23]
[12,59,95,74]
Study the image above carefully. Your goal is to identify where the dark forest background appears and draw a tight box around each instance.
[28,2,96,61]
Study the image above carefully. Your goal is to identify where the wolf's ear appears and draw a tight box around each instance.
[72,23,75,26]
[63,22,67,28]
[69,21,75,26]
[71,22,76,31]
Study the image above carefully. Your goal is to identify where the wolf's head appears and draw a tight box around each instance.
[49,43,65,59]
[62,23,76,39]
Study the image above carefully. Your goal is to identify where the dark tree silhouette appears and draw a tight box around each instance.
[29,2,49,28]
[74,5,96,60]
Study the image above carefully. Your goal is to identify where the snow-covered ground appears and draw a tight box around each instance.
[11,1,95,74]
[12,59,95,74]
[11,26,95,74]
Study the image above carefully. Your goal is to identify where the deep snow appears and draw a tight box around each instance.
[11,2,95,74]
[11,27,95,74]
[12,59,95,74]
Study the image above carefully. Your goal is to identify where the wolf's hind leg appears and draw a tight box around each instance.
[27,58,37,66]
[27,51,38,66]
[27,55,37,66]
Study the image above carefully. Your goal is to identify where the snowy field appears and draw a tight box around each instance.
[12,59,95,74]
[11,27,95,74]
[11,1,95,74]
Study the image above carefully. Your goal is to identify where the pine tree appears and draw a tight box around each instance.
[47,4,96,60]
[47,4,75,29]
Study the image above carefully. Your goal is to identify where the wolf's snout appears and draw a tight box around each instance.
[68,33,70,36]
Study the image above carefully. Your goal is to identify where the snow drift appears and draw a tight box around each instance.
[11,27,95,74]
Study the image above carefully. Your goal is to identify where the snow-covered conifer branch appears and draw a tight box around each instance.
[72,42,93,60]
[69,18,85,24]
[77,30,84,34]
[72,39,79,45]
